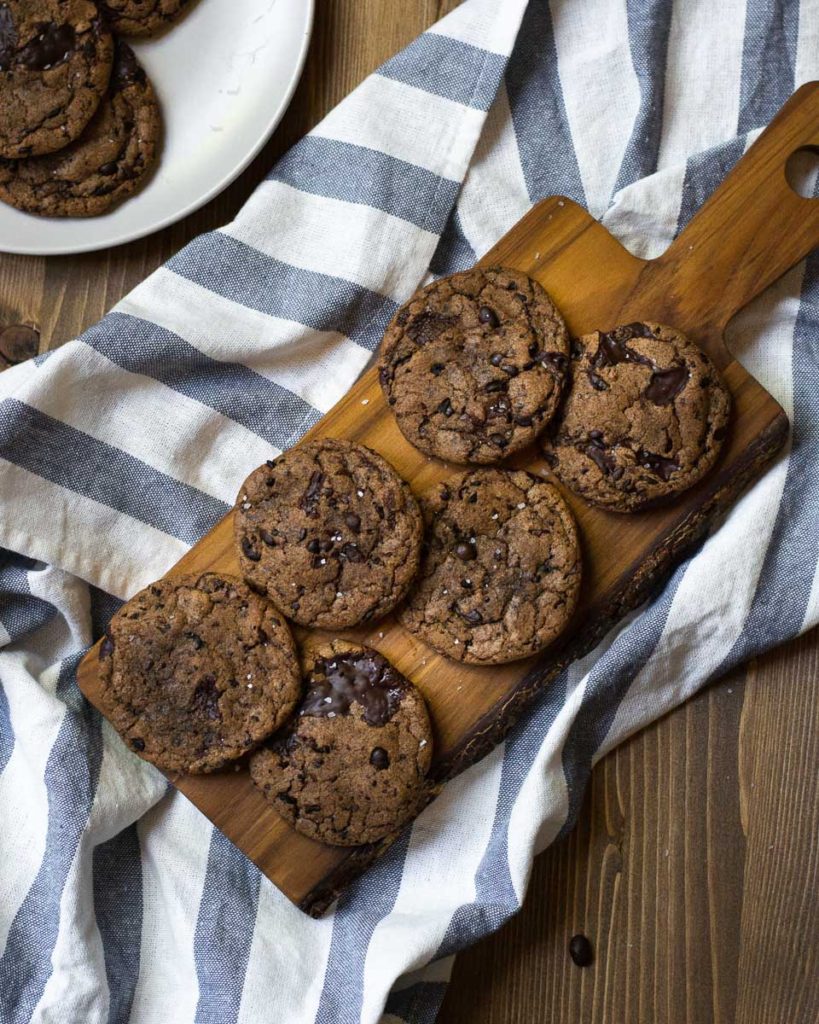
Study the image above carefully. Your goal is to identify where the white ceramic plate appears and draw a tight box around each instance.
[0,0,314,256]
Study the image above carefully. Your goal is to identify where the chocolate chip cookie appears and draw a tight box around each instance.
[541,322,731,512]
[234,439,424,630]
[99,0,191,37]
[378,267,570,464]
[98,572,300,775]
[250,641,433,846]
[0,41,160,217]
[399,469,581,664]
[0,1,114,158]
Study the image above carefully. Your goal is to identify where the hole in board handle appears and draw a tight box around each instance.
[785,146,819,199]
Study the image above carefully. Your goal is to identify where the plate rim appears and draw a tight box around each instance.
[0,0,316,258]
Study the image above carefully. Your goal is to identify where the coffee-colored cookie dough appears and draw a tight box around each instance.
[399,468,581,664]
[99,0,191,37]
[541,321,731,512]
[379,266,570,465]
[0,1,114,158]
[234,439,424,630]
[0,41,160,217]
[98,572,301,774]
[250,641,433,846]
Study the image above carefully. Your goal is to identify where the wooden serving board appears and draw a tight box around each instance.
[78,84,819,915]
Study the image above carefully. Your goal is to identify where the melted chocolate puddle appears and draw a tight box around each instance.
[636,448,679,480]
[301,650,407,726]
[19,22,76,70]
[644,365,689,405]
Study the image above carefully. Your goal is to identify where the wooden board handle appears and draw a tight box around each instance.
[653,81,819,330]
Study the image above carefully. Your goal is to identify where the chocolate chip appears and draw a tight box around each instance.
[569,934,593,967]
[644,365,689,405]
[489,433,508,447]
[541,352,568,374]
[19,23,76,72]
[430,363,445,375]
[306,538,321,553]
[131,738,145,752]
[341,543,364,563]
[370,747,390,769]
[636,448,679,480]
[297,528,307,541]
[241,537,261,561]
[500,364,519,377]
[301,470,325,514]
[485,380,506,393]
[186,633,204,650]
[265,459,276,468]
[345,512,361,532]
[99,161,118,175]
[586,443,615,476]
[437,397,454,417]
[588,370,609,391]
[490,352,505,367]
[192,675,221,720]
[454,541,477,561]
[100,635,114,659]
[460,608,483,624]
[479,306,499,328]
[260,529,275,546]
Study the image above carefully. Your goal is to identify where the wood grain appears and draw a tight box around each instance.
[439,627,819,1024]
[1,0,815,1016]
[73,80,819,912]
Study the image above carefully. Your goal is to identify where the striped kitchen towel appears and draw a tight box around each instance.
[1,0,818,1022]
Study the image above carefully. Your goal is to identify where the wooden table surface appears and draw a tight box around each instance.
[2,2,816,1021]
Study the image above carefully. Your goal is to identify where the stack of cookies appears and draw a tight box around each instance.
[0,1,192,218]
[97,263,731,850]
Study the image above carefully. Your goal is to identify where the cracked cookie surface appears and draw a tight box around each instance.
[98,572,300,775]
[378,266,570,464]
[541,321,731,512]
[0,41,160,216]
[250,641,433,846]
[0,0,114,158]
[234,439,424,629]
[399,468,581,664]
[99,0,190,36]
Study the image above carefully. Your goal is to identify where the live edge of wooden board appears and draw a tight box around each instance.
[78,83,819,916]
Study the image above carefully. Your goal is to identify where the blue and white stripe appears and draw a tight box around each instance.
[2,1,818,1021]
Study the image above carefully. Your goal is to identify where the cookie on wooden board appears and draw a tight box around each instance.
[250,641,433,847]
[98,572,301,774]
[378,266,570,464]
[399,468,582,664]
[0,41,160,217]
[0,1,114,158]
[541,321,732,512]
[99,0,191,37]
[234,439,424,630]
